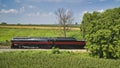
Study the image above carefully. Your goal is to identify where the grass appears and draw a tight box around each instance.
[0,50,120,68]
[0,27,82,45]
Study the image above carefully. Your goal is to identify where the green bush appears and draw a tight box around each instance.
[81,7,120,59]
[0,40,11,46]
[51,47,60,54]
[0,22,7,25]
[86,29,120,58]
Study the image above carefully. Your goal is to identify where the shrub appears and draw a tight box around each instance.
[0,40,11,46]
[51,47,60,54]
[0,22,7,25]
[82,7,120,59]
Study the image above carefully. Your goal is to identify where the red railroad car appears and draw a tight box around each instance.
[11,37,86,49]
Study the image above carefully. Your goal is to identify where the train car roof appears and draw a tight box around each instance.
[11,37,53,41]
[11,37,85,41]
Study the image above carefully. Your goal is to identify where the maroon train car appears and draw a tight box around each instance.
[54,37,86,49]
[11,37,53,48]
[11,37,86,49]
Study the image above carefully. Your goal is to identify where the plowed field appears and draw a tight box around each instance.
[0,25,80,30]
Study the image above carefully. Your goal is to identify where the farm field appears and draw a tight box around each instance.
[0,25,82,45]
[0,25,80,30]
[0,50,120,68]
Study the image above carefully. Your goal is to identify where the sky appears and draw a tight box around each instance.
[0,0,120,24]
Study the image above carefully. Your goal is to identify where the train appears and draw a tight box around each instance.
[11,37,86,49]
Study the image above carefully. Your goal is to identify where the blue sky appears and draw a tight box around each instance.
[0,0,120,24]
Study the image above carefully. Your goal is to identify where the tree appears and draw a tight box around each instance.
[81,7,120,59]
[0,22,7,25]
[80,12,101,38]
[55,8,73,37]
[80,12,92,38]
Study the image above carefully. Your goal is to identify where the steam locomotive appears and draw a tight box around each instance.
[11,37,86,49]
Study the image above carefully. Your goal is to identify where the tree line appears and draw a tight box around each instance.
[80,7,120,59]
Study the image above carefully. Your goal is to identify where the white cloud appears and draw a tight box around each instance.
[82,9,104,14]
[82,11,88,14]
[97,9,104,13]
[44,12,54,16]
[27,0,83,3]
[26,0,60,3]
[20,7,25,13]
[81,11,93,14]
[28,5,36,9]
[27,13,39,16]
[0,9,18,14]
[21,11,56,24]
[27,12,54,17]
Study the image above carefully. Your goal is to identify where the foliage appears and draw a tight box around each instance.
[0,51,120,68]
[51,47,60,54]
[81,7,120,59]
[0,40,11,46]
[0,22,7,25]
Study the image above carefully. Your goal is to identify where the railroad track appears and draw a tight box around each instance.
[0,49,87,53]
[0,46,86,53]
[0,45,87,53]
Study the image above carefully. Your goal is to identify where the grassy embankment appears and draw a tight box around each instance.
[0,25,82,46]
[0,50,120,68]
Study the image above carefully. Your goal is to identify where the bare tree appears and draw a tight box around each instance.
[55,8,73,37]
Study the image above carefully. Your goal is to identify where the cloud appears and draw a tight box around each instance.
[28,5,34,8]
[46,0,83,3]
[28,5,36,9]
[97,9,104,13]
[27,0,83,3]
[26,0,60,3]
[27,12,54,17]
[82,11,88,14]
[20,7,25,13]
[0,9,18,14]
[81,11,93,14]
[27,12,39,16]
[82,9,104,14]
[21,11,56,24]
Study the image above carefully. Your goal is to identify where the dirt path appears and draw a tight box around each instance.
[0,46,87,53]
[0,49,87,53]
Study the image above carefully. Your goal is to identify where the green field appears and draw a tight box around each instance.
[0,50,120,68]
[0,27,82,45]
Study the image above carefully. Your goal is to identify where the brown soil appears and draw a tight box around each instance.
[0,25,80,30]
